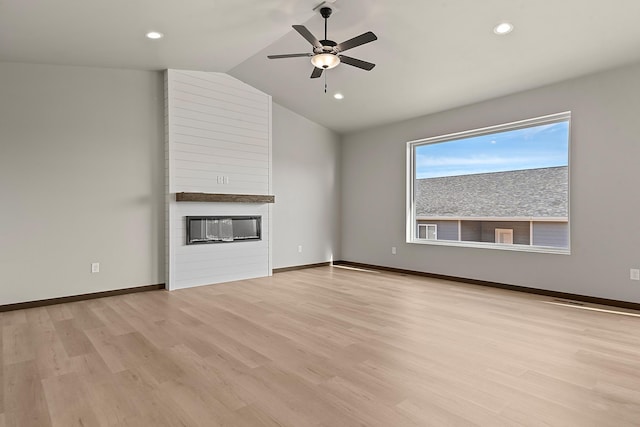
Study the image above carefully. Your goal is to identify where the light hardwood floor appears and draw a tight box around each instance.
[2,266,640,426]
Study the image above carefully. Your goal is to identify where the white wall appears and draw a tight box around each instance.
[165,70,272,290]
[272,103,341,268]
[0,62,340,305]
[0,62,164,305]
[341,61,640,303]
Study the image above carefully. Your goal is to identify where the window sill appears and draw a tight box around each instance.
[408,239,570,255]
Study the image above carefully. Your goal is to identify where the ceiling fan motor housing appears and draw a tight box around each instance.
[320,7,333,19]
[315,40,337,54]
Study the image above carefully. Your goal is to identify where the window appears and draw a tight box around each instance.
[418,224,437,240]
[407,112,570,254]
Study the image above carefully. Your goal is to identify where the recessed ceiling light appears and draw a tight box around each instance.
[146,31,164,40]
[493,22,513,35]
[334,93,344,100]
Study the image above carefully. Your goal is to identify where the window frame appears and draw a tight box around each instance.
[417,223,437,240]
[406,112,571,254]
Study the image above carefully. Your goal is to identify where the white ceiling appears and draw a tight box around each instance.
[3,0,640,134]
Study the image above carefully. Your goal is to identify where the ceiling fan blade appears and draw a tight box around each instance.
[339,55,376,71]
[310,67,324,79]
[267,53,312,59]
[292,25,322,49]
[336,31,377,52]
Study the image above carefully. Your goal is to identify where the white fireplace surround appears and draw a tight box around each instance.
[165,70,273,290]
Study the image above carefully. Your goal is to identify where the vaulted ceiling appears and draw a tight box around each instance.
[3,0,640,133]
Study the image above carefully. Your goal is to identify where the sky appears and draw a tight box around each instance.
[415,121,569,179]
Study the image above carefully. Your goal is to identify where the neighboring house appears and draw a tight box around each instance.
[415,166,568,247]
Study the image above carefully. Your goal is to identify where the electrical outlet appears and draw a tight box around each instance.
[298,245,303,253]
[391,247,397,255]
[91,262,100,273]
[631,268,640,281]
[224,176,229,184]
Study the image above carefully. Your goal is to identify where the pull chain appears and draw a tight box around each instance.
[324,71,327,93]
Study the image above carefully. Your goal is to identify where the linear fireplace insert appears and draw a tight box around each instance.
[186,216,261,245]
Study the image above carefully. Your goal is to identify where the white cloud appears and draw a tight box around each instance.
[416,154,548,168]
[517,123,560,140]
[415,152,567,178]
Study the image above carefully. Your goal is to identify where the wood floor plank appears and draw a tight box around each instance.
[67,301,105,330]
[396,398,485,427]
[89,302,136,336]
[23,307,51,326]
[104,299,181,349]
[77,370,143,426]
[70,352,112,378]
[318,375,420,427]
[4,360,52,427]
[83,327,128,373]
[180,309,272,368]
[2,323,35,365]
[41,373,101,427]
[2,266,640,426]
[0,311,26,328]
[33,324,75,380]
[53,319,97,357]
[45,304,73,323]
[107,368,197,427]
[156,319,222,358]
[229,404,293,427]
[165,344,251,411]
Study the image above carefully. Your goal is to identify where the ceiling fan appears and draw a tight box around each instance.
[267,6,377,80]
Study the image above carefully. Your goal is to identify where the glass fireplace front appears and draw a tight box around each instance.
[186,216,261,245]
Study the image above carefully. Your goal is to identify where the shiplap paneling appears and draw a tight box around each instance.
[166,70,272,290]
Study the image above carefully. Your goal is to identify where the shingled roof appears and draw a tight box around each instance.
[415,166,568,218]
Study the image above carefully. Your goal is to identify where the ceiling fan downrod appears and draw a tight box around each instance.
[321,7,331,41]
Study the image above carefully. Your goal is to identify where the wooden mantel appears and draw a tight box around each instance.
[175,192,275,203]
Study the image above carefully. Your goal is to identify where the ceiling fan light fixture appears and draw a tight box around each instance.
[311,53,340,69]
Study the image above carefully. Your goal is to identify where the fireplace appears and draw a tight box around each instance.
[186,216,261,245]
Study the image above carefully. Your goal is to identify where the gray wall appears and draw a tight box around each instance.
[533,222,569,248]
[461,221,481,242]
[0,62,165,305]
[272,103,341,268]
[341,61,640,303]
[4,59,638,304]
[480,221,530,245]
